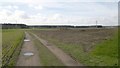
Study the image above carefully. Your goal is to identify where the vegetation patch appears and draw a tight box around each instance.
[2,29,25,66]
[89,28,118,66]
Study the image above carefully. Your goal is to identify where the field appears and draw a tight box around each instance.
[1,28,118,66]
[30,28,118,66]
[2,29,24,66]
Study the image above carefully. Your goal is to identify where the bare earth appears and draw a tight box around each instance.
[31,33,82,66]
[16,32,41,66]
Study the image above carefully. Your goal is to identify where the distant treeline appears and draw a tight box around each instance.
[1,23,28,29]
[1,23,104,29]
[29,25,103,28]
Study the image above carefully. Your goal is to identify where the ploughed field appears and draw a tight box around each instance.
[30,28,118,66]
[2,29,24,66]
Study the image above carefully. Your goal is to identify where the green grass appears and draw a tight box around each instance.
[118,28,120,47]
[2,29,25,66]
[90,30,118,57]
[29,32,64,66]
[89,28,118,66]
[0,29,1,67]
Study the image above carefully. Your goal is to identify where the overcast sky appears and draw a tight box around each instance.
[0,0,119,26]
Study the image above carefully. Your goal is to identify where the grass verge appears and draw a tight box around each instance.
[2,29,25,66]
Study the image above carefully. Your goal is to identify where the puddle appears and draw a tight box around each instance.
[24,39,30,42]
[23,52,34,56]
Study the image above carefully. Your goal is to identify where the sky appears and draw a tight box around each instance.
[0,0,119,26]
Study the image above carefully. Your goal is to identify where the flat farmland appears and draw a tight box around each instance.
[2,28,118,66]
[30,28,118,66]
[2,29,24,66]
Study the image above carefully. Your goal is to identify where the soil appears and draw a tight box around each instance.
[16,32,41,66]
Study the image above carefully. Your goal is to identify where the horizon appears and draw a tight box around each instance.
[0,23,120,27]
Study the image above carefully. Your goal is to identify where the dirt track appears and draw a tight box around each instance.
[16,32,41,66]
[31,33,82,66]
